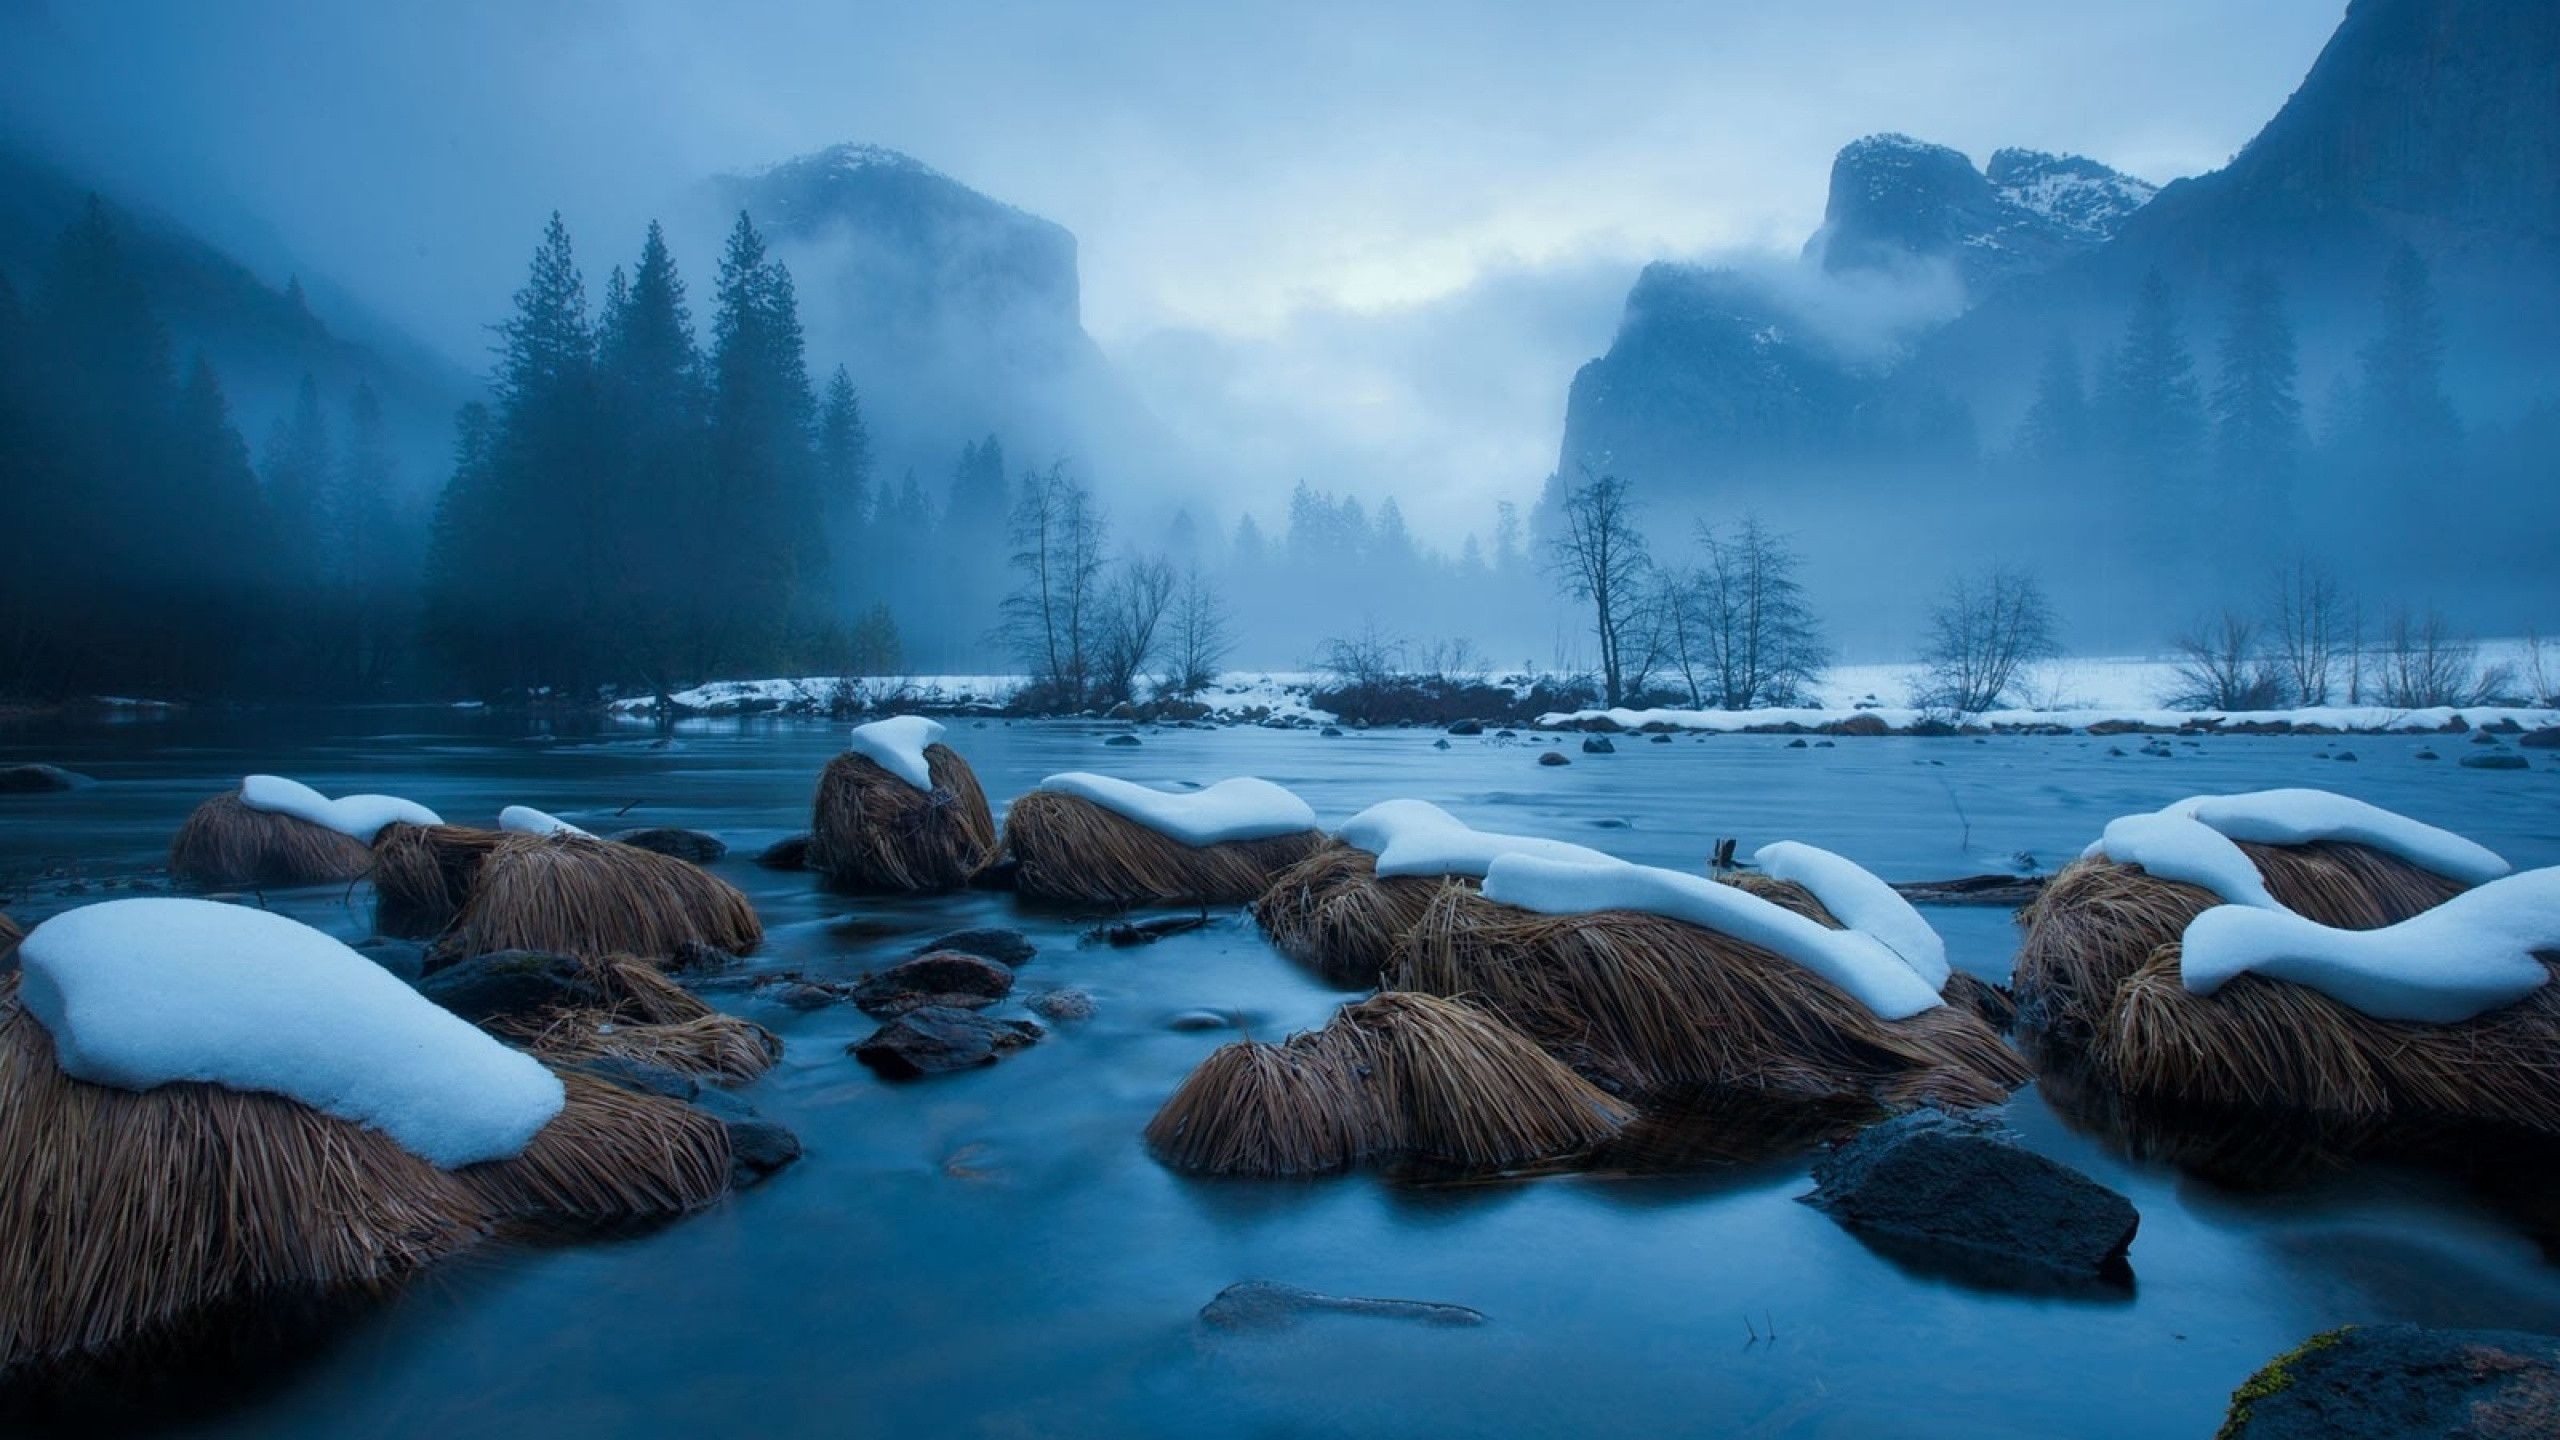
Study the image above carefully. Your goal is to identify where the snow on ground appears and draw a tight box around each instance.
[846,715,945,791]
[499,805,592,839]
[1545,701,2560,736]
[1754,841,1949,990]
[1480,854,1944,1020]
[2180,867,2560,1023]
[1035,773,1318,847]
[18,898,564,1167]
[1336,798,1616,878]
[240,773,441,842]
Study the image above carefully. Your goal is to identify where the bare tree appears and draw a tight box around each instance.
[1159,564,1232,697]
[2373,605,2487,708]
[1693,514,1831,708]
[2166,610,2285,710]
[2266,558,2348,706]
[1094,555,1175,706]
[2521,630,2560,707]
[1544,469,1655,706]
[1915,565,2061,713]
[997,464,1108,708]
[1317,615,1406,714]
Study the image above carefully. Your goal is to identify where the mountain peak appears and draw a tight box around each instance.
[1808,132,2151,294]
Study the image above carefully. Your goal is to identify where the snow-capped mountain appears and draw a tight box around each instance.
[1804,133,2154,295]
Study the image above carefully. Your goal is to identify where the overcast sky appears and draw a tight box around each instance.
[1,0,2349,540]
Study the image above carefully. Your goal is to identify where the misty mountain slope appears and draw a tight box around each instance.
[709,143,1169,497]
[1917,0,2560,427]
[0,143,470,478]
[1804,133,2153,295]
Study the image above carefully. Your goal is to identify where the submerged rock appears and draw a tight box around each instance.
[1200,1281,1485,1331]
[611,826,728,863]
[1446,719,1484,736]
[1581,736,1615,754]
[756,834,813,870]
[2220,1324,2560,1440]
[850,1006,1043,1077]
[1166,1009,1236,1033]
[2522,728,2560,750]
[669,939,744,974]
[915,926,1036,967]
[0,763,91,793]
[1802,1109,2137,1286]
[722,1116,804,1188]
[1538,751,1571,767]
[853,951,1016,1017]
[2461,752,2529,770]
[1028,987,1096,1022]
[1103,733,1142,748]
[415,949,600,1024]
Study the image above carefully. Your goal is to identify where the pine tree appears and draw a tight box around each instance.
[2356,243,2460,454]
[598,220,704,693]
[165,354,271,689]
[701,211,820,673]
[2015,334,2086,467]
[2209,267,2305,532]
[2098,269,2207,577]
[329,378,403,689]
[815,365,872,615]
[261,374,332,593]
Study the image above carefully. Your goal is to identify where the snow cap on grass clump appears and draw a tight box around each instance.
[2088,789,2507,885]
[18,898,565,1167]
[1337,798,1614,878]
[1482,854,1944,1020]
[846,715,944,793]
[239,773,441,843]
[1034,773,1316,847]
[2179,867,2560,1023]
[500,804,593,839]
[1753,841,1949,991]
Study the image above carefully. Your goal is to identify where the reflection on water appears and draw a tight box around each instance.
[2,708,2558,1438]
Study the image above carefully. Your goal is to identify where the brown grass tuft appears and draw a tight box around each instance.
[1252,843,1463,988]
[1006,789,1322,907]
[1146,991,1631,1175]
[486,954,781,1084]
[167,790,372,889]
[1724,872,2016,1028]
[2092,949,2560,1133]
[1394,887,2027,1109]
[806,745,998,892]
[434,833,762,965]
[456,1069,733,1223]
[0,913,18,969]
[2015,840,2469,1040]
[368,823,505,938]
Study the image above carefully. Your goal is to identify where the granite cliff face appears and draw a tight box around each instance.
[1806,134,2152,295]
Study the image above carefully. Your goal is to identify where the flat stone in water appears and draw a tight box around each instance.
[612,826,728,863]
[415,949,602,1024]
[2461,752,2530,770]
[1166,1009,1239,1033]
[851,1005,1043,1078]
[2220,1324,2560,1440]
[1200,1281,1485,1331]
[1028,987,1096,1022]
[853,951,1016,1017]
[1539,751,1570,767]
[1103,734,1142,747]
[915,926,1036,967]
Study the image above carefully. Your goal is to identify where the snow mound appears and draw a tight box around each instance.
[239,774,441,843]
[2181,868,2560,1023]
[1336,799,1615,879]
[500,805,593,839]
[1035,773,1316,848]
[2089,789,2509,905]
[1480,855,1944,1020]
[1754,841,1950,991]
[847,715,944,792]
[17,898,564,1167]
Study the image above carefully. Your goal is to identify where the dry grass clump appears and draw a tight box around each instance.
[369,822,505,938]
[2014,840,2469,1040]
[1252,843,1465,988]
[489,954,781,1084]
[1146,992,1632,1176]
[1006,789,1322,907]
[0,980,731,1377]
[0,914,18,968]
[167,790,372,889]
[806,745,998,893]
[1395,887,2028,1109]
[2091,948,2560,1133]
[434,832,762,965]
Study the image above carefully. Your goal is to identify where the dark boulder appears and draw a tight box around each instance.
[852,950,1016,1017]
[1103,733,1142,747]
[1581,736,1616,754]
[1319,725,1345,738]
[756,834,812,870]
[1787,737,1808,749]
[415,949,601,1024]
[611,826,728,864]
[2220,1324,2560,1440]
[850,1006,1043,1077]
[915,926,1036,967]
[353,936,430,982]
[1200,1281,1484,1331]
[1446,719,1484,736]
[1538,751,1571,767]
[771,981,849,1011]
[1802,1109,2137,1288]
[722,1116,804,1188]
[1028,987,1096,1022]
[2461,752,2530,770]
[0,763,91,793]
[2521,728,2560,750]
